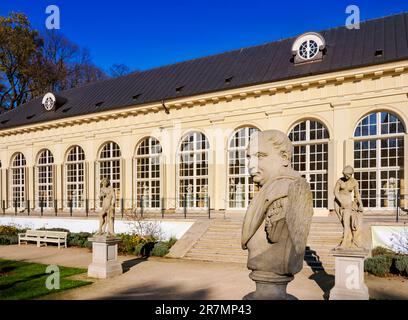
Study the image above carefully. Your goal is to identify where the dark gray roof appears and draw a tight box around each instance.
[1,12,408,130]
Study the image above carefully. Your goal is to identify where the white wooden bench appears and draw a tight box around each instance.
[18,230,68,249]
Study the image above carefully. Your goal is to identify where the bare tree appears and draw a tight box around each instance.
[109,63,132,78]
[67,48,108,88]
[123,209,164,240]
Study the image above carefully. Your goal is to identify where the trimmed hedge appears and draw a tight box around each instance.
[395,256,408,276]
[365,254,408,277]
[0,234,18,245]
[371,246,396,257]
[364,255,394,277]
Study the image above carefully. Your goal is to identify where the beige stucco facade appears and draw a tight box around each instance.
[1,60,408,215]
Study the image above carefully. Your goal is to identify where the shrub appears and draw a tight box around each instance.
[0,226,21,235]
[167,236,177,249]
[0,234,18,245]
[118,234,145,254]
[133,243,145,256]
[371,246,396,257]
[68,232,92,248]
[364,255,394,277]
[37,227,70,233]
[151,242,169,257]
[395,256,408,276]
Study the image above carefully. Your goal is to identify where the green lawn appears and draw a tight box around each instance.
[0,259,92,300]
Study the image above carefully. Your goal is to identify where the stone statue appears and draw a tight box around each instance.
[242,130,314,300]
[96,177,116,236]
[383,177,398,208]
[334,166,364,249]
[330,166,369,300]
[186,183,193,207]
[142,183,149,208]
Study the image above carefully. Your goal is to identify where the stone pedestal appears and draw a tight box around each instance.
[87,236,123,279]
[243,271,294,300]
[329,248,369,300]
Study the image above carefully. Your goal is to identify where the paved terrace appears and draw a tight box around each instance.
[0,245,408,300]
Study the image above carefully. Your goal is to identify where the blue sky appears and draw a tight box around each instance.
[1,0,408,73]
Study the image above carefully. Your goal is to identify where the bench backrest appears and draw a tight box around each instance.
[26,230,47,237]
[44,231,68,239]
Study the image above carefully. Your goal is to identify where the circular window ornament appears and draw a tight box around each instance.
[298,39,319,60]
[42,92,56,111]
[292,32,325,63]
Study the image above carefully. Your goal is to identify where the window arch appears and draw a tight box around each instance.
[36,149,54,208]
[98,142,121,207]
[228,126,259,208]
[353,111,405,209]
[178,131,209,208]
[11,153,26,208]
[289,119,329,208]
[65,146,85,209]
[135,137,162,209]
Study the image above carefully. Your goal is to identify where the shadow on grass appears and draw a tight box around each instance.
[0,259,91,300]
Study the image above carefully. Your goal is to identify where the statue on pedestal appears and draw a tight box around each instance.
[330,166,369,300]
[242,130,314,300]
[96,177,116,236]
[334,166,364,249]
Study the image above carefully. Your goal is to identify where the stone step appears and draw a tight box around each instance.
[188,248,247,255]
[182,217,343,269]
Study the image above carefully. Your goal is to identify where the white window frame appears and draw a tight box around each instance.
[353,111,405,209]
[227,126,259,209]
[35,149,54,209]
[289,119,329,209]
[65,146,85,209]
[177,131,209,209]
[134,137,162,210]
[11,153,26,209]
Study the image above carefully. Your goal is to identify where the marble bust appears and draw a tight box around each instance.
[334,165,364,249]
[96,177,116,236]
[241,130,314,299]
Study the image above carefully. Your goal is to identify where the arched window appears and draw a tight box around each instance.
[178,131,209,208]
[289,119,329,208]
[135,137,162,209]
[11,153,26,208]
[65,146,85,209]
[228,126,259,208]
[98,142,121,206]
[354,111,405,209]
[36,149,54,208]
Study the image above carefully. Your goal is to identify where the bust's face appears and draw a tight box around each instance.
[101,179,108,187]
[247,133,288,186]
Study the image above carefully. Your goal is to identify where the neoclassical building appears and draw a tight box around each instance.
[1,13,408,216]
